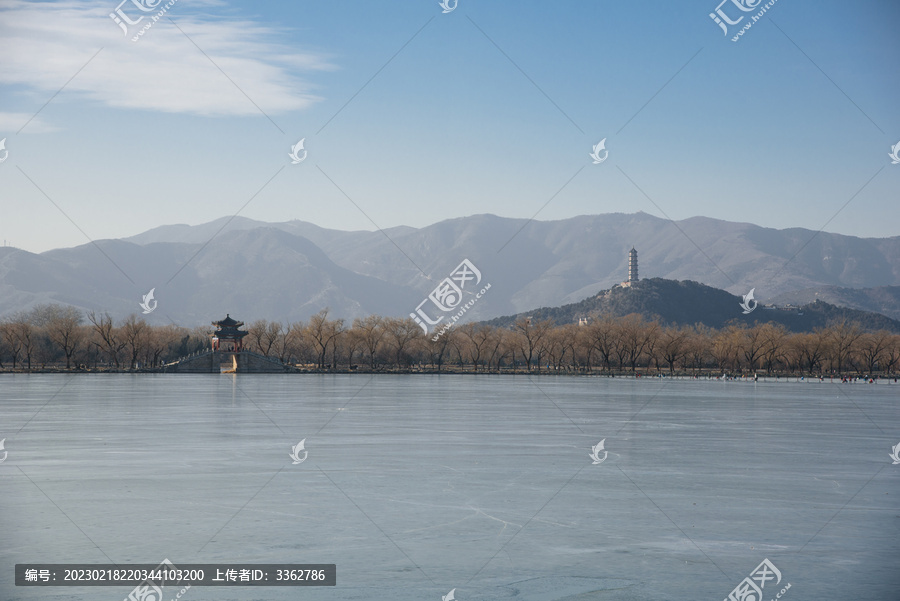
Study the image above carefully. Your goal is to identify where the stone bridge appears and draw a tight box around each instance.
[161,350,297,373]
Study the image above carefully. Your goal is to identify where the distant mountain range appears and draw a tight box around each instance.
[0,212,898,325]
[483,278,900,333]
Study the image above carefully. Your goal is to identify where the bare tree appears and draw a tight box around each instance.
[420,329,455,371]
[659,326,690,374]
[587,316,617,372]
[485,328,507,373]
[275,321,305,365]
[121,314,149,369]
[559,324,580,372]
[882,335,900,375]
[858,330,892,374]
[616,314,658,373]
[759,323,789,375]
[343,323,365,368]
[305,309,343,369]
[712,326,741,372]
[0,319,24,368]
[39,305,84,369]
[826,320,863,375]
[544,326,574,372]
[512,317,553,372]
[144,325,181,367]
[783,333,805,375]
[572,326,594,371]
[329,326,350,369]
[683,326,710,375]
[383,317,421,369]
[248,319,283,358]
[792,330,827,376]
[739,324,767,374]
[88,311,126,368]
[353,315,386,370]
[642,320,661,373]
[9,313,36,370]
[458,323,494,372]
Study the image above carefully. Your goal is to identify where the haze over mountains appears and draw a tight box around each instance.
[1,212,898,325]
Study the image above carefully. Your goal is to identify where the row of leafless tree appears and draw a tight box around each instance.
[2,305,899,375]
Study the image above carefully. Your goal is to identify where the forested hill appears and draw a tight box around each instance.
[482,278,900,333]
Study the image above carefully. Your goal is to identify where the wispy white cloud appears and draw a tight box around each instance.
[0,112,59,133]
[0,0,334,120]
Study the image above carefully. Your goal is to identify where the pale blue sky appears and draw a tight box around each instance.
[1,0,898,252]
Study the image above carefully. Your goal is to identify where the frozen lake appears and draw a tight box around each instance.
[1,374,898,600]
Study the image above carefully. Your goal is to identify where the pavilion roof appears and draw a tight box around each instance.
[211,314,248,339]
[212,314,243,328]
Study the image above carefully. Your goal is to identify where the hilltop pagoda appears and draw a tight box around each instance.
[628,247,638,283]
[620,247,639,287]
[211,314,248,352]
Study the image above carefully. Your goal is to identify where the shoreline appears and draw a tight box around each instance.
[1,368,897,384]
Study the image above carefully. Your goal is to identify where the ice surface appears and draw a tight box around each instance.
[1,374,898,600]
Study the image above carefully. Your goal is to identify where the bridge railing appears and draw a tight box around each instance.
[164,349,288,368]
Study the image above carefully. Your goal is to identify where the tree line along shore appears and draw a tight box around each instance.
[1,304,899,377]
